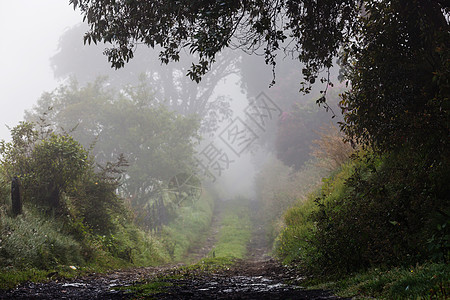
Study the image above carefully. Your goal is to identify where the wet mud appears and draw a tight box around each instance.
[150,258,347,299]
[0,259,347,299]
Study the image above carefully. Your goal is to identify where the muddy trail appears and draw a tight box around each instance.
[0,202,347,299]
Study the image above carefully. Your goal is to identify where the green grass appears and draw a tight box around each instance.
[308,263,449,299]
[0,206,85,270]
[0,269,59,290]
[160,190,214,261]
[0,264,118,290]
[209,198,252,259]
[116,279,174,298]
[122,197,253,298]
[0,194,209,290]
[181,256,237,274]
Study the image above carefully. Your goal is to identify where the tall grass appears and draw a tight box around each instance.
[311,263,449,299]
[0,206,84,270]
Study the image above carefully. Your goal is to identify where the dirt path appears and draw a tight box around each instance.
[0,201,347,299]
[149,262,346,299]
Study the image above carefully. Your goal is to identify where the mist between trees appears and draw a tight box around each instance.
[0,17,343,275]
[0,1,449,297]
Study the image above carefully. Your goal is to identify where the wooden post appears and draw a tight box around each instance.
[11,176,22,216]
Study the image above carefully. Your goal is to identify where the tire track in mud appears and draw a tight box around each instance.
[182,201,223,263]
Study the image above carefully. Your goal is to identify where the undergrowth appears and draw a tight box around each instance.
[0,192,215,289]
[0,206,84,270]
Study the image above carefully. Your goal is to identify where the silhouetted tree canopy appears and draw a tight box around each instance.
[71,0,449,154]
[70,0,362,86]
[339,1,449,154]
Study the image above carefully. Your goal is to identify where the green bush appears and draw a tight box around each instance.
[0,123,90,212]
[277,149,449,275]
[68,173,127,235]
[312,151,449,273]
[275,202,317,264]
[0,121,130,236]
[95,223,168,266]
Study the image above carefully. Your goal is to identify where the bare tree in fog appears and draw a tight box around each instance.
[51,24,239,133]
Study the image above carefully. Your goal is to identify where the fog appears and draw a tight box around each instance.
[0,3,441,295]
[0,1,338,201]
[0,1,81,141]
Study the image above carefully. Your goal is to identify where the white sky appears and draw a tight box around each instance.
[0,1,82,141]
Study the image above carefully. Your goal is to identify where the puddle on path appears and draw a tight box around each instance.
[149,272,344,299]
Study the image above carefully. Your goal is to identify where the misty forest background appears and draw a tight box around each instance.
[0,1,449,298]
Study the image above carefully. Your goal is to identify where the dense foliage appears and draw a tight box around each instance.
[0,121,215,282]
[339,1,449,154]
[70,0,361,86]
[276,150,450,274]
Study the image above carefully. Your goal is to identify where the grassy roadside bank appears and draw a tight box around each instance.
[274,150,449,299]
[0,191,215,290]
